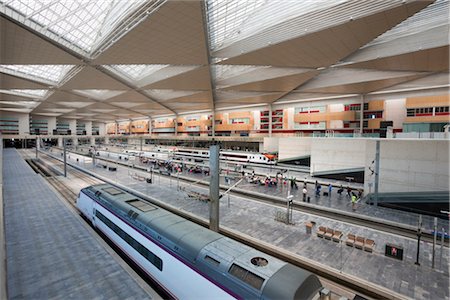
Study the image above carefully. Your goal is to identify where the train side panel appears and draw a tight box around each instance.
[84,192,235,300]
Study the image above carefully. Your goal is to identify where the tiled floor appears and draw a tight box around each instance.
[2,149,154,300]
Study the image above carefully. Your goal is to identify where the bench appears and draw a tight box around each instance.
[364,239,375,252]
[355,236,365,249]
[332,230,343,242]
[316,226,326,238]
[346,234,355,247]
[324,228,334,240]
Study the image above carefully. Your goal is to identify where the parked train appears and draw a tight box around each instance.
[174,148,277,165]
[77,184,322,299]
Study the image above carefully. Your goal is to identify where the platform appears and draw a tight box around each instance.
[2,149,157,299]
[46,148,449,300]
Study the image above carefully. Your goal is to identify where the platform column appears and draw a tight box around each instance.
[209,144,220,232]
[90,137,95,146]
[269,104,272,137]
[63,138,67,177]
[58,137,63,148]
[359,94,365,135]
[374,140,380,206]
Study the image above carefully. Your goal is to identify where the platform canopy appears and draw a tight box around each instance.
[0,0,448,121]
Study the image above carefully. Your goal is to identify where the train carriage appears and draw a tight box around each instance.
[77,184,322,299]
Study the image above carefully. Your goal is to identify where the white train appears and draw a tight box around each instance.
[174,148,277,165]
[77,184,322,299]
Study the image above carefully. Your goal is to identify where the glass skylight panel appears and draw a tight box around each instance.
[362,0,448,47]
[0,65,76,85]
[106,64,170,82]
[1,0,161,57]
[206,0,266,50]
[0,89,49,98]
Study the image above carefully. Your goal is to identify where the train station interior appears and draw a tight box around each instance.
[0,0,449,299]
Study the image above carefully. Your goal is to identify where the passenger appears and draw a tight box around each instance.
[337,185,344,195]
[302,187,307,202]
[315,180,319,190]
[315,184,321,197]
[346,186,352,197]
[328,184,332,196]
[351,194,357,211]
[358,189,363,199]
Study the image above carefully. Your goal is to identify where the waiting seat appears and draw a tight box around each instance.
[345,234,355,247]
[332,230,343,242]
[324,228,334,240]
[355,236,365,249]
[317,226,326,238]
[364,239,375,252]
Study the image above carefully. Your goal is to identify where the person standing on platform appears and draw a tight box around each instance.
[351,194,357,211]
[328,184,332,197]
[303,187,307,202]
[346,186,352,197]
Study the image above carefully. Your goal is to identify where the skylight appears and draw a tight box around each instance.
[206,0,266,51]
[0,64,76,85]
[0,89,49,98]
[0,0,166,57]
[106,64,170,82]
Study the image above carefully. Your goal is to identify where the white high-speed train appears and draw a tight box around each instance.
[77,184,322,299]
[174,148,277,165]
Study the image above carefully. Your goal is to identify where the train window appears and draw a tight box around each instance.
[204,255,220,267]
[102,187,124,196]
[228,264,264,290]
[127,199,157,212]
[95,210,163,271]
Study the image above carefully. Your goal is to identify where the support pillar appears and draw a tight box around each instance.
[211,113,215,138]
[209,144,220,232]
[35,137,39,159]
[374,140,380,206]
[90,137,95,146]
[148,117,152,135]
[268,104,273,137]
[360,94,365,135]
[174,116,178,137]
[58,137,63,148]
[63,138,67,177]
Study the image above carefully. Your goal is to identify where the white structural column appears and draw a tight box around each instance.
[129,119,132,134]
[148,117,152,135]
[360,94,365,134]
[90,137,96,146]
[209,144,220,232]
[211,113,216,138]
[98,123,106,135]
[68,119,76,136]
[18,113,30,135]
[58,137,63,147]
[268,104,273,137]
[174,115,178,136]
[48,117,57,135]
[85,121,92,135]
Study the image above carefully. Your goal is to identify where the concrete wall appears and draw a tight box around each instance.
[263,137,280,153]
[384,98,406,129]
[84,121,92,135]
[47,117,56,135]
[364,139,450,193]
[278,137,312,160]
[310,138,366,175]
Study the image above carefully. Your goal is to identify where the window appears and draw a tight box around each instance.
[228,263,265,290]
[204,255,220,267]
[127,199,157,212]
[95,210,162,271]
[103,187,124,196]
[407,108,415,117]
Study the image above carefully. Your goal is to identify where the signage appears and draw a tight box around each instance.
[385,243,403,260]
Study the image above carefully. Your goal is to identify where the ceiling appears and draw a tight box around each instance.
[0,0,448,122]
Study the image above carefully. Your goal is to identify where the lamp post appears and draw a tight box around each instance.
[414,215,422,266]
